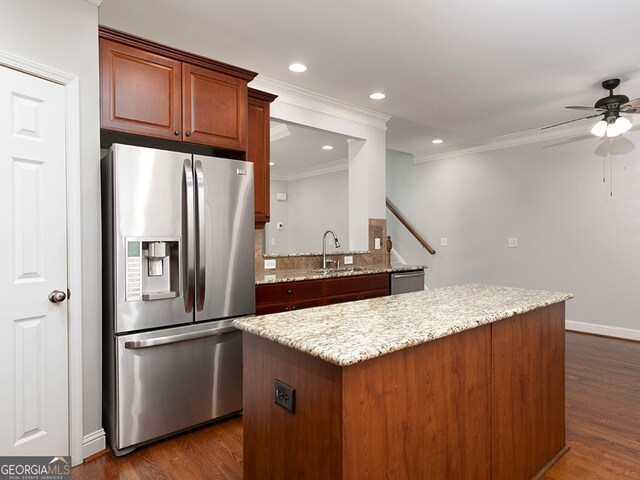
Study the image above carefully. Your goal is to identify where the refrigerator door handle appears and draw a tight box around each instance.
[183,159,195,313]
[123,326,237,349]
[195,160,206,311]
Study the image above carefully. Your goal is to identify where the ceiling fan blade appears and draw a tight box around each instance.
[540,113,602,130]
[621,98,640,114]
[565,106,606,112]
[622,98,640,108]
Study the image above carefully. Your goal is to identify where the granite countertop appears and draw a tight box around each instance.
[234,284,573,367]
[256,264,425,285]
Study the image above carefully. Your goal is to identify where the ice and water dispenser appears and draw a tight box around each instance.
[125,237,180,302]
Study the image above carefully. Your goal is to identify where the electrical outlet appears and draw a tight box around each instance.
[375,238,381,249]
[344,255,353,265]
[264,259,276,269]
[274,379,295,413]
[440,237,448,247]
[508,237,518,248]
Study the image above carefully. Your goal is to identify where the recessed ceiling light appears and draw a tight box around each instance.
[432,139,444,144]
[269,162,275,166]
[288,63,307,73]
[322,145,334,150]
[369,92,386,100]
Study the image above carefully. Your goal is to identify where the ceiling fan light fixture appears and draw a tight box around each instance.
[614,116,632,134]
[591,120,607,137]
[606,122,622,138]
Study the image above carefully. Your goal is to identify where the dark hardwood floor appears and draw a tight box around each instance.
[543,333,640,480]
[72,332,640,479]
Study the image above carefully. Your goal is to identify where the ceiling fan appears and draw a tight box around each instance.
[541,78,640,137]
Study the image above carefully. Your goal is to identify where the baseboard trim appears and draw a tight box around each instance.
[82,429,106,460]
[566,320,640,342]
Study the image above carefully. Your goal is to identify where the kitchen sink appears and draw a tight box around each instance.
[313,267,364,274]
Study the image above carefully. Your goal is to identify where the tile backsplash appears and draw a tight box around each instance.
[255,218,390,276]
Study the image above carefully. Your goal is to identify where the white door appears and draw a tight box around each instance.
[0,65,69,456]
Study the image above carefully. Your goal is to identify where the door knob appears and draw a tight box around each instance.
[48,290,67,303]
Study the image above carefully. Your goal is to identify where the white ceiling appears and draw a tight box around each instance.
[99,0,640,156]
[270,121,349,177]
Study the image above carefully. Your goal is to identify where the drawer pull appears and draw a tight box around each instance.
[287,289,293,295]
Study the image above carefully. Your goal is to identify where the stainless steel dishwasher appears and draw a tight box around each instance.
[390,269,425,294]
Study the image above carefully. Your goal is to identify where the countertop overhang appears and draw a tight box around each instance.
[234,284,573,366]
[256,264,425,285]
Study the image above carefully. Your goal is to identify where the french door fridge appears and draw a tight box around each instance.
[101,144,255,455]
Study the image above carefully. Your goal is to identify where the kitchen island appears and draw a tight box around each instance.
[234,284,573,480]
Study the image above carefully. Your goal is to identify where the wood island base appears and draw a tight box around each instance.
[242,302,567,480]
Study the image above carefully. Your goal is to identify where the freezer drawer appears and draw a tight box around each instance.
[390,270,425,295]
[114,319,242,452]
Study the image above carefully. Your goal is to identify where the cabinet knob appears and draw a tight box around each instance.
[174,130,180,136]
[287,289,292,295]
[284,307,289,311]
[186,131,191,137]
[265,214,270,219]
[291,306,297,310]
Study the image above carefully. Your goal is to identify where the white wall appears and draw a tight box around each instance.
[266,171,349,254]
[288,170,349,253]
[0,0,102,456]
[265,179,290,254]
[249,77,389,251]
[387,130,640,337]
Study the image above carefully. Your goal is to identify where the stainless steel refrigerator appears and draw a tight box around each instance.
[101,143,255,455]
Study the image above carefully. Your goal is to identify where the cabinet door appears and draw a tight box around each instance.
[323,274,389,297]
[324,288,389,306]
[100,39,182,140]
[248,96,270,226]
[182,63,247,150]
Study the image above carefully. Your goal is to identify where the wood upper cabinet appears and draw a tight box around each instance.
[248,89,277,227]
[183,63,247,150]
[100,38,182,141]
[99,26,257,150]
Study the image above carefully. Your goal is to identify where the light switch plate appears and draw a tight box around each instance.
[264,259,276,269]
[440,237,448,247]
[374,238,381,249]
[344,256,353,265]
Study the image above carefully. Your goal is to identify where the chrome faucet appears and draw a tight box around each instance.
[322,230,341,269]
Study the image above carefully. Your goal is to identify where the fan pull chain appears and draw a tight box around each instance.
[610,154,615,197]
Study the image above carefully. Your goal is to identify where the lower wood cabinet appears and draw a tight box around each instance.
[255,274,390,315]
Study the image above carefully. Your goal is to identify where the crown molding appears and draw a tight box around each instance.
[250,76,391,131]
[85,0,102,6]
[272,158,348,182]
[413,123,592,164]
[270,123,290,142]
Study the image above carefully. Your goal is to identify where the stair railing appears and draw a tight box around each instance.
[386,198,436,255]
